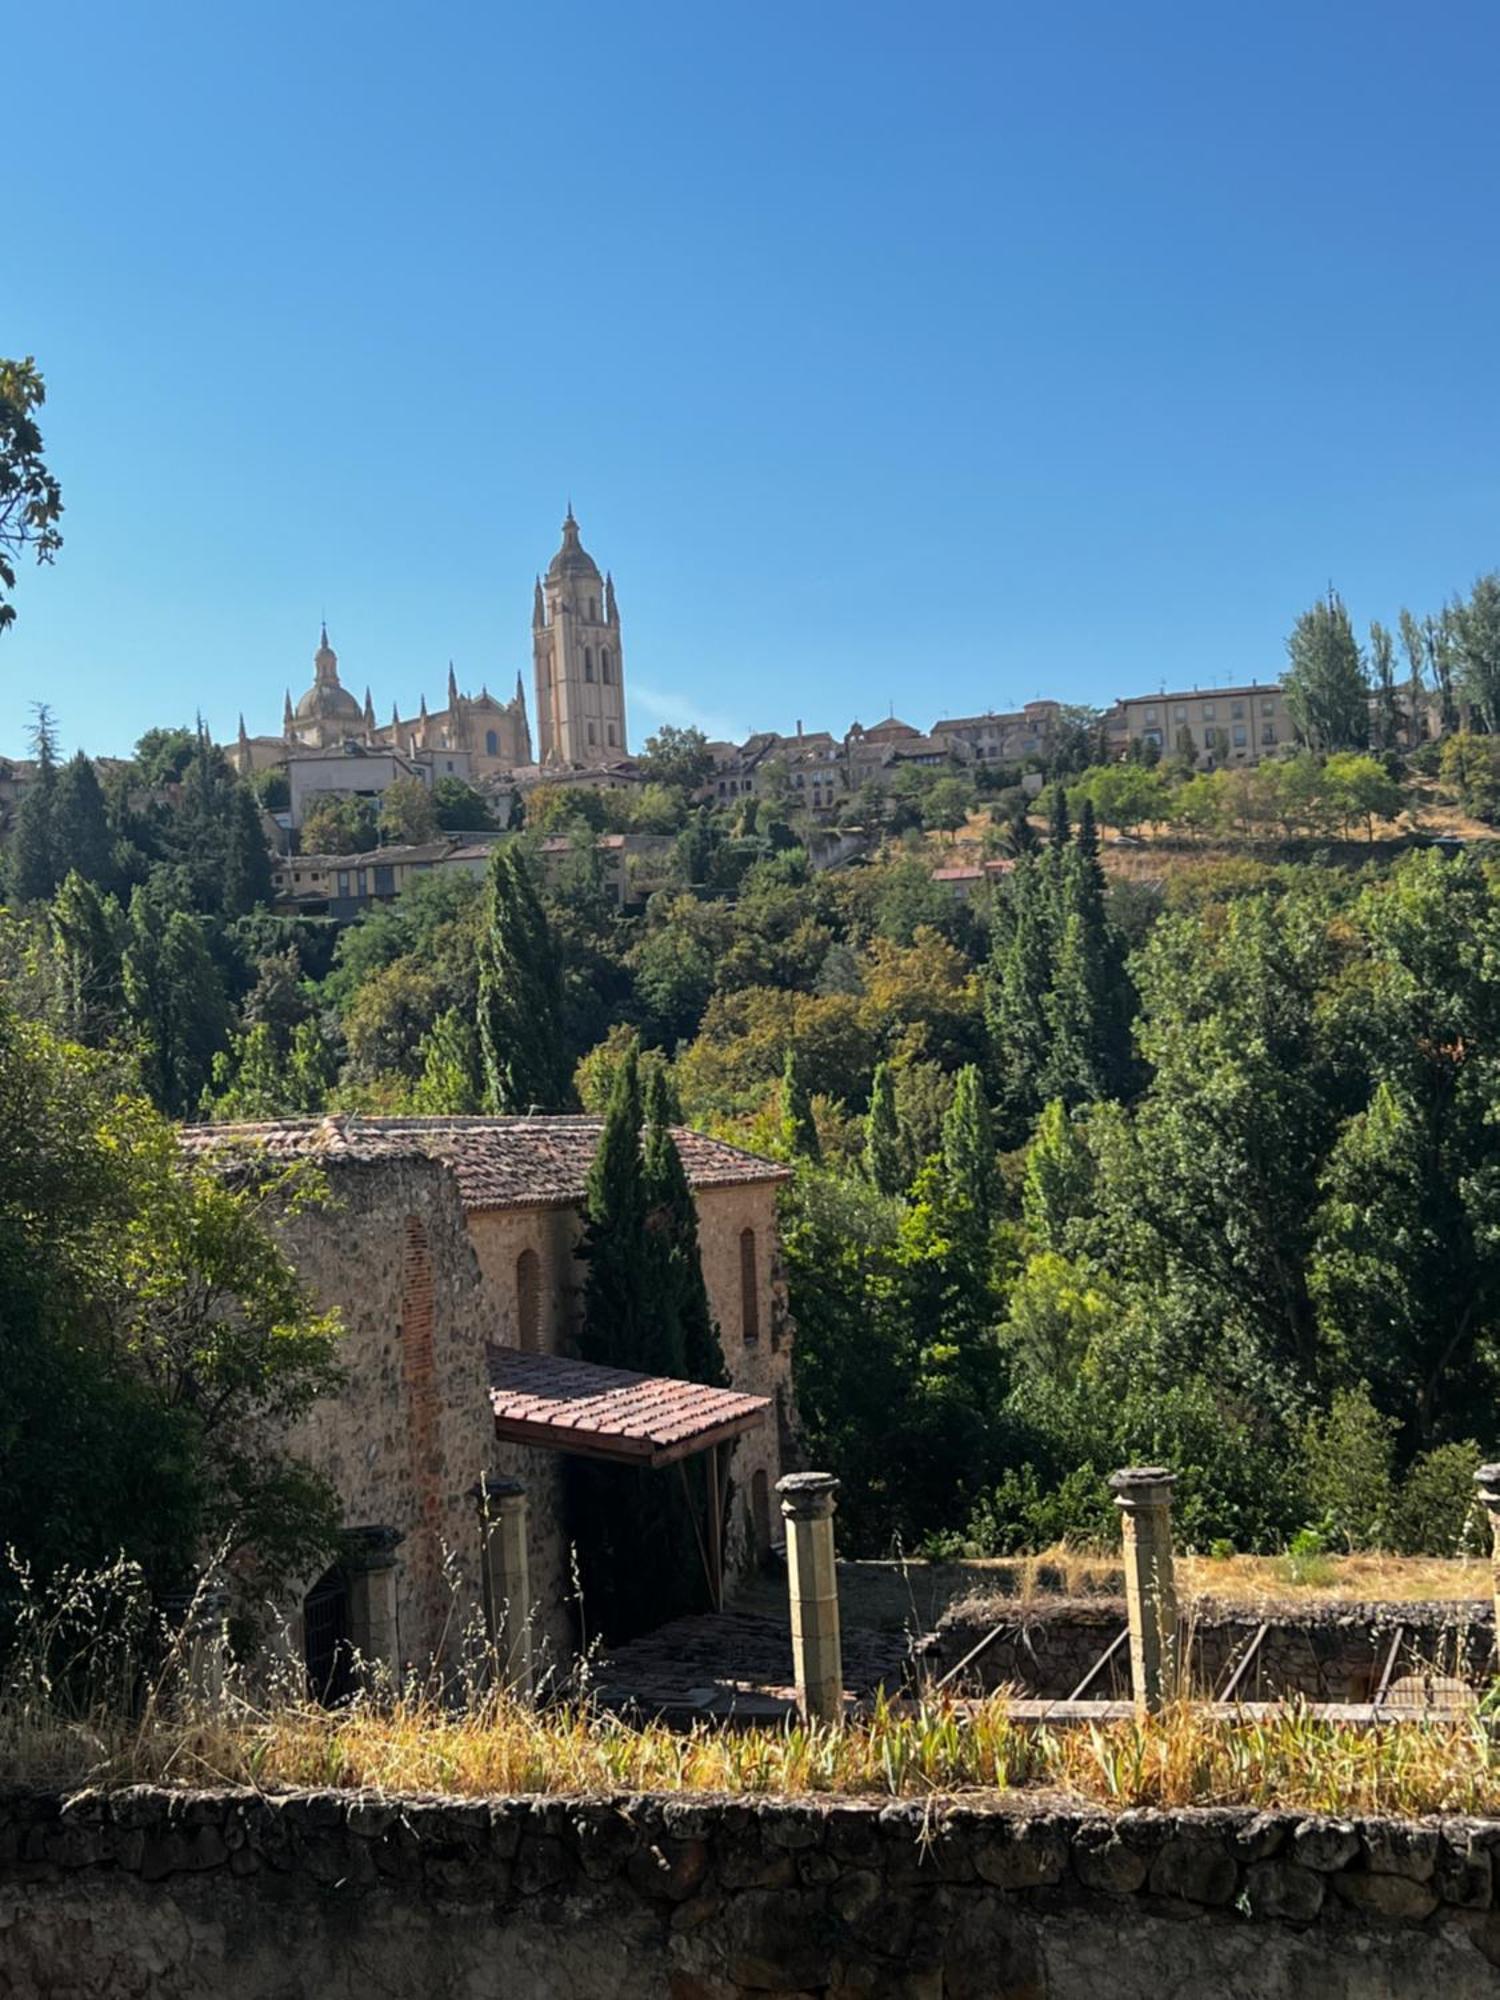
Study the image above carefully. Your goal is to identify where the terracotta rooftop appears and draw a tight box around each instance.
[487,1346,769,1466]
[178,1114,791,1211]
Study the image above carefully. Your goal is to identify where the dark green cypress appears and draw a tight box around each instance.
[8,708,59,903]
[53,751,113,889]
[477,845,572,1112]
[780,1045,820,1160]
[644,1065,728,1388]
[864,1059,905,1196]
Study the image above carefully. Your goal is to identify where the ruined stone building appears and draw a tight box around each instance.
[178,1116,793,1685]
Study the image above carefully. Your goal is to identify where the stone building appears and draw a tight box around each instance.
[532,508,629,768]
[1113,682,1290,766]
[178,1115,793,1685]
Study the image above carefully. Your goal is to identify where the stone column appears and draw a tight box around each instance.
[1473,1465,1500,1665]
[777,1472,843,1726]
[343,1526,404,1685]
[162,1585,230,1707]
[1109,1467,1179,1718]
[473,1475,533,1698]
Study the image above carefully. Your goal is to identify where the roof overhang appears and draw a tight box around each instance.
[487,1346,769,1468]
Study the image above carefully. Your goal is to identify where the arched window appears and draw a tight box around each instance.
[516,1249,541,1354]
[584,647,594,682]
[607,724,616,747]
[600,649,612,685]
[485,728,499,757]
[587,721,597,745]
[589,597,598,622]
[303,1564,353,1704]
[740,1227,760,1344]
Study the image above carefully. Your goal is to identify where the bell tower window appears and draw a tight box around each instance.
[584,647,594,682]
[485,728,498,757]
[601,650,612,685]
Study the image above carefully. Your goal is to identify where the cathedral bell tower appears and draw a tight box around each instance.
[532,508,627,767]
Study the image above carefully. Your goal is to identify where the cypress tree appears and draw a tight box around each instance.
[411,1008,484,1114]
[780,1045,820,1161]
[1006,804,1040,858]
[49,870,125,1043]
[985,856,1053,1141]
[864,1059,905,1196]
[53,751,113,889]
[644,1066,728,1388]
[8,706,59,904]
[941,1064,998,1228]
[477,845,571,1113]
[571,1044,703,1639]
[122,891,230,1117]
[1046,783,1071,855]
[221,782,273,916]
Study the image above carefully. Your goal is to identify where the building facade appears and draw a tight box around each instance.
[1113,682,1291,767]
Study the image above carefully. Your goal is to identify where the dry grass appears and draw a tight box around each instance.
[10,1684,1500,1820]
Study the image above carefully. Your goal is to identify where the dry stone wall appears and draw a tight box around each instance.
[5,1786,1500,1997]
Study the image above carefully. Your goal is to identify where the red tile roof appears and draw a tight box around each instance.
[179,1115,791,1212]
[487,1346,769,1466]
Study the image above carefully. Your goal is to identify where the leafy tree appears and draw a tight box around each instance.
[1449,573,1500,734]
[1284,589,1369,751]
[1440,732,1500,822]
[780,1044,821,1160]
[476,845,571,1112]
[0,357,63,633]
[864,1059,904,1195]
[0,997,341,1595]
[1321,752,1402,841]
[133,726,197,789]
[49,871,125,1043]
[379,777,439,846]
[1398,609,1429,741]
[1369,620,1399,751]
[1070,763,1169,836]
[300,792,379,856]
[250,765,291,812]
[985,857,1052,1140]
[637,723,714,792]
[940,1063,998,1229]
[922,775,973,842]
[122,891,232,1117]
[431,776,497,831]
[221,781,273,915]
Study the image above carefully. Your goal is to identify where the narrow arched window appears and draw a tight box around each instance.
[584,647,594,682]
[601,649,612,685]
[740,1227,760,1344]
[485,728,498,757]
[590,597,598,621]
[516,1249,541,1354]
[607,723,616,747]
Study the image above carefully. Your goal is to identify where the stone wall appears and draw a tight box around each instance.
[5,1786,1500,1997]
[918,1598,1495,1701]
[276,1158,497,1673]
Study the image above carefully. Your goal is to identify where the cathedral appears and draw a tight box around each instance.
[234,510,629,780]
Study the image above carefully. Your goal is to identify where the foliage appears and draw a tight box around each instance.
[431,776,498,831]
[0,358,63,633]
[1284,589,1369,751]
[636,723,714,792]
[300,792,379,856]
[378,777,438,846]
[476,846,571,1112]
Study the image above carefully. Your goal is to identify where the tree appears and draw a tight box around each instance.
[410,1006,484,1113]
[49,871,125,1044]
[941,1063,998,1228]
[133,726,197,789]
[1284,589,1369,751]
[1398,609,1428,743]
[476,845,571,1112]
[570,1044,702,1638]
[431,776,497,831]
[6,704,59,902]
[864,1059,905,1196]
[0,358,63,633]
[780,1045,821,1160]
[379,777,439,846]
[1322,752,1402,842]
[53,751,114,888]
[637,723,714,793]
[1449,573,1500,735]
[122,891,232,1117]
[923,775,973,843]
[221,782,273,915]
[985,857,1053,1141]
[0,997,341,1595]
[644,1065,728,1390]
[300,793,378,856]
[1369,621,1399,752]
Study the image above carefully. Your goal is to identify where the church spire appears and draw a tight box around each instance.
[533,576,545,629]
[391,700,400,727]
[605,571,618,626]
[283,688,294,732]
[363,686,375,730]
[237,712,249,750]
[447,661,459,708]
[515,669,526,707]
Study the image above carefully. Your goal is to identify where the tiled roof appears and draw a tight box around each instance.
[1117,682,1282,706]
[487,1346,769,1466]
[178,1115,791,1211]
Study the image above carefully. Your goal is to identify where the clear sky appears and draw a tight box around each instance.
[5,0,1498,759]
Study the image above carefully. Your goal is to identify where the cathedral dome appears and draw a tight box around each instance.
[294,625,363,723]
[546,508,602,583]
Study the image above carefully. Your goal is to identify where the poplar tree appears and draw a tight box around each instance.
[477,845,571,1113]
[49,871,125,1043]
[8,704,59,903]
[941,1064,998,1228]
[1369,621,1399,751]
[411,1008,484,1114]
[1284,589,1369,751]
[864,1059,905,1196]
[986,856,1052,1141]
[780,1044,820,1160]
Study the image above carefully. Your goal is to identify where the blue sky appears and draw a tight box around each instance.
[5,0,1498,759]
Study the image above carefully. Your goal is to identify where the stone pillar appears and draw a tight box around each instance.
[472,1475,533,1698]
[777,1472,843,1726]
[162,1585,230,1707]
[1473,1465,1500,1665]
[343,1526,404,1685]
[1109,1467,1178,1718]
